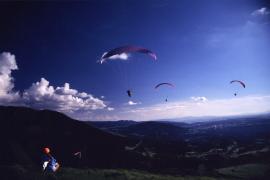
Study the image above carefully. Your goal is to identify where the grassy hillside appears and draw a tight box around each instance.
[1,165,223,180]
[3,164,270,180]
[0,106,144,168]
[217,163,270,179]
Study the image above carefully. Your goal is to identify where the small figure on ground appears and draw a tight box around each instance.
[42,147,60,172]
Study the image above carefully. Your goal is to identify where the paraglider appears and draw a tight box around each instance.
[230,80,245,96]
[155,83,174,102]
[99,45,157,64]
[230,80,246,88]
[154,83,174,89]
[99,45,157,98]
[74,151,82,159]
[42,147,60,172]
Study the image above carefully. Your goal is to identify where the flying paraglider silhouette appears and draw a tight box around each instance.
[155,82,174,102]
[74,151,82,159]
[155,83,174,89]
[230,80,246,96]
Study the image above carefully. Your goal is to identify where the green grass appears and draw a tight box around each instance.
[4,164,269,180]
[217,163,270,179]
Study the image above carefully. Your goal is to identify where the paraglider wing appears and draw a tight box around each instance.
[135,48,157,60]
[74,151,82,159]
[155,83,174,102]
[155,83,174,89]
[230,80,246,88]
[100,45,157,63]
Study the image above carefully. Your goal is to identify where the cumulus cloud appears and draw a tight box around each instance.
[0,52,107,120]
[23,78,106,113]
[0,52,20,104]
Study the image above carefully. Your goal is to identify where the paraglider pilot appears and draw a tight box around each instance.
[42,147,60,172]
[127,89,132,97]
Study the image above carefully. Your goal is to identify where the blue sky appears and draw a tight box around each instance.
[0,1,270,121]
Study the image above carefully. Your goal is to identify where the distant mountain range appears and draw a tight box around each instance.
[88,114,270,170]
[152,113,270,123]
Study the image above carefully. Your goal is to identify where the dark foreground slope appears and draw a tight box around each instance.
[2,164,270,180]
[0,165,218,180]
[0,106,145,169]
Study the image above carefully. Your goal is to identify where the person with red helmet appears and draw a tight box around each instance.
[42,147,60,172]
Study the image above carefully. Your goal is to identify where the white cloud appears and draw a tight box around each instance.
[127,100,141,106]
[107,107,114,111]
[0,52,20,104]
[251,7,270,17]
[23,78,106,113]
[0,52,18,74]
[0,52,107,120]
[250,7,270,24]
[55,83,78,95]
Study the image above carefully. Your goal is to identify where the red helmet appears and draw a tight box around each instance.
[43,147,50,154]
